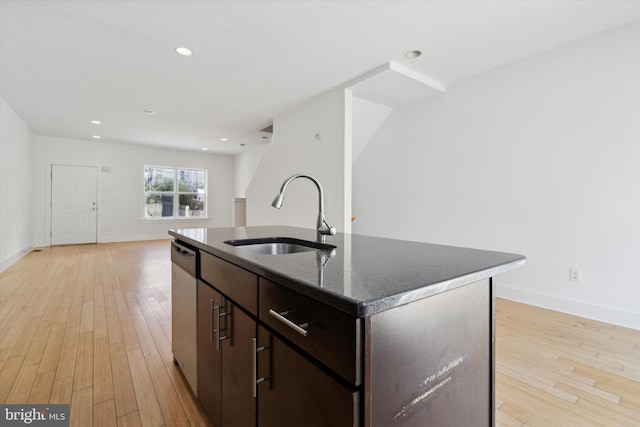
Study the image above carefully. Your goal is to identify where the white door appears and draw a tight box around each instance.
[51,165,98,245]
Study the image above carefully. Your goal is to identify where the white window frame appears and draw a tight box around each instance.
[143,165,207,220]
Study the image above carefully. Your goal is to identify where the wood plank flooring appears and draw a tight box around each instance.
[0,241,211,427]
[496,299,639,426]
[1,241,639,426]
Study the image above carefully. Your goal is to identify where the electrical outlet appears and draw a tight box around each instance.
[569,268,582,283]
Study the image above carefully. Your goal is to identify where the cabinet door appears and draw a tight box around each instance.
[221,303,256,426]
[197,281,223,426]
[257,326,360,427]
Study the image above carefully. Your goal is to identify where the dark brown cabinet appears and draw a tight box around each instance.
[197,280,256,426]
[185,244,496,427]
[221,302,255,426]
[259,278,363,386]
[197,281,222,424]
[197,256,362,427]
[256,325,360,427]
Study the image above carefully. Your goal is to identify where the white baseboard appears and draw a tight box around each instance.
[496,284,640,331]
[98,233,173,243]
[34,234,171,247]
[0,246,35,274]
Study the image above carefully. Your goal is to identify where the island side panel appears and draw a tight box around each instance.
[364,279,493,427]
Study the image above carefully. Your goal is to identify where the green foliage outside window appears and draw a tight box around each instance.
[144,166,206,219]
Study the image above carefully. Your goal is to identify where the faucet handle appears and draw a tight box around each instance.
[319,219,337,236]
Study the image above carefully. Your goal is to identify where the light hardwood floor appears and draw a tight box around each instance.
[496,299,639,426]
[1,241,638,426]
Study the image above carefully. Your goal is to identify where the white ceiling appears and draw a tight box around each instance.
[1,1,639,155]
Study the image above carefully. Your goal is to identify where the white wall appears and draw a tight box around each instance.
[246,88,351,233]
[353,22,640,329]
[234,144,268,197]
[0,97,35,272]
[352,97,392,163]
[34,136,234,246]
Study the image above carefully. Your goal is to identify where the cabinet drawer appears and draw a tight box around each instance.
[258,326,360,427]
[200,251,258,316]
[259,278,362,386]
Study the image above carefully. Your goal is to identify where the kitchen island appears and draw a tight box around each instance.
[170,226,525,427]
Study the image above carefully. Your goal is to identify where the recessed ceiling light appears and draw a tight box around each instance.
[201,147,209,151]
[405,50,422,59]
[91,120,102,125]
[220,138,228,141]
[92,135,101,139]
[144,109,155,115]
[175,47,193,56]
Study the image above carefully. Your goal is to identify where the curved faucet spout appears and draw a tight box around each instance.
[271,174,336,243]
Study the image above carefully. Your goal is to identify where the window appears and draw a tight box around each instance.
[144,166,206,219]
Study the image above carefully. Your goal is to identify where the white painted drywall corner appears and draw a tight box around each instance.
[351,97,392,163]
[246,87,350,233]
[352,22,640,329]
[0,97,36,272]
[346,62,445,108]
[234,144,268,197]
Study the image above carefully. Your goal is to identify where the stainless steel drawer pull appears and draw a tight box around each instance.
[252,338,271,397]
[212,304,220,349]
[209,299,215,343]
[218,308,230,347]
[268,309,309,336]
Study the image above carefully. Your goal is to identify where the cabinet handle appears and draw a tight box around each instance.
[218,299,230,350]
[214,304,220,350]
[209,299,215,343]
[253,337,271,398]
[268,309,309,336]
[213,304,224,351]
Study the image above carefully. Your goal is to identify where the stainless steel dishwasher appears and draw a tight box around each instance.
[171,240,199,396]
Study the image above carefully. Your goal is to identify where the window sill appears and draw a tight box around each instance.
[140,218,211,223]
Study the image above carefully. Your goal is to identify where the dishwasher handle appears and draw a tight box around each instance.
[171,241,198,276]
[172,241,196,258]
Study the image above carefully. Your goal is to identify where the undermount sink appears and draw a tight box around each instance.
[224,237,336,255]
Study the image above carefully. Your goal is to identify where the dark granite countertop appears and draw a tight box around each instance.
[169,226,526,317]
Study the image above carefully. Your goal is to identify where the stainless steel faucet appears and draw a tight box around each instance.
[271,174,337,243]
